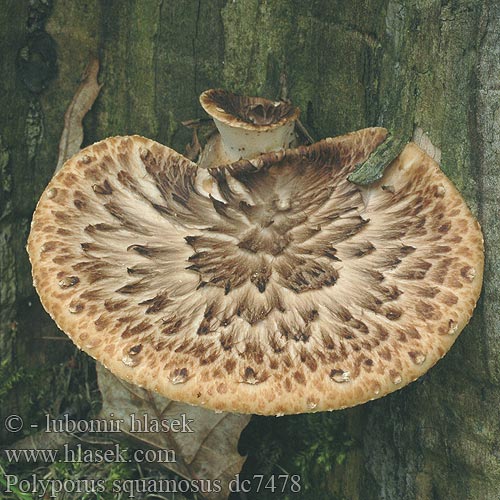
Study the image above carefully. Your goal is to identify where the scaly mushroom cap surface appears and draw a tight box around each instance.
[200,89,300,130]
[28,128,483,415]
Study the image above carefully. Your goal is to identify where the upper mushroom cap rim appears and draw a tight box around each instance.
[200,88,301,131]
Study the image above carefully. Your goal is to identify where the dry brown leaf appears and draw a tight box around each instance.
[185,127,202,161]
[97,364,250,500]
[55,57,103,172]
[182,118,216,161]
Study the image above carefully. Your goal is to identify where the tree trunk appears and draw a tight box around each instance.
[1,1,498,499]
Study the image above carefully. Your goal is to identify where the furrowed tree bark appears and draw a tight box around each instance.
[1,1,498,499]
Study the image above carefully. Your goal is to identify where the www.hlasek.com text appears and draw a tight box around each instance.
[4,443,176,465]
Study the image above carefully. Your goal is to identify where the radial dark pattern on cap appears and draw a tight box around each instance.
[28,128,483,415]
[200,88,300,128]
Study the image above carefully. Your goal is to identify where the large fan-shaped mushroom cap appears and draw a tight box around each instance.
[28,127,483,415]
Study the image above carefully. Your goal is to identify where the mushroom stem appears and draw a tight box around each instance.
[213,115,297,163]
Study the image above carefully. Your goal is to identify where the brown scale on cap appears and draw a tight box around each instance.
[200,88,299,129]
[27,129,484,415]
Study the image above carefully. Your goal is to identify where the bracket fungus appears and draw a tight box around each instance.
[28,90,484,415]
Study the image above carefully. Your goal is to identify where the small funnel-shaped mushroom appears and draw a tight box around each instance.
[28,124,483,415]
[199,89,300,168]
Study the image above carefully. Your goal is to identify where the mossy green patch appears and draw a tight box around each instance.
[238,411,354,500]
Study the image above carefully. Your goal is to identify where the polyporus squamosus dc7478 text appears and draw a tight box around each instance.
[28,90,483,415]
